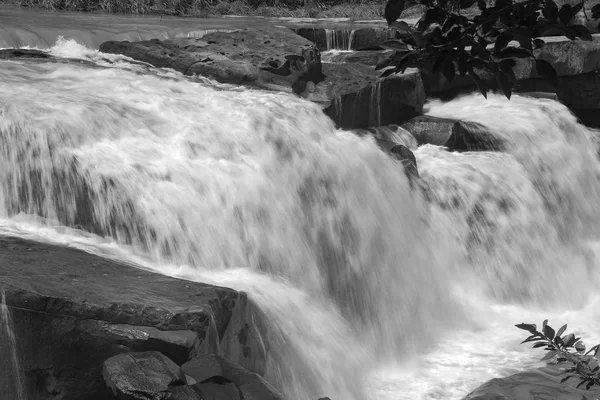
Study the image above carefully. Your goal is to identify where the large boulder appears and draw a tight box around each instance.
[308,63,425,130]
[0,236,245,400]
[99,27,323,94]
[463,365,600,400]
[401,115,505,151]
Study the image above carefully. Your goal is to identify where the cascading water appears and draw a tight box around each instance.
[324,28,355,50]
[1,36,600,400]
[0,288,26,400]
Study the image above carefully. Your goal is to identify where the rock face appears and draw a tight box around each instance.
[0,236,261,400]
[100,27,323,94]
[294,27,391,51]
[401,115,505,151]
[309,63,425,129]
[463,365,600,400]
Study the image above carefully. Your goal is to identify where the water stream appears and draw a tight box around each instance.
[0,15,600,400]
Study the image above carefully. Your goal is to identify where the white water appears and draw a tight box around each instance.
[1,38,600,400]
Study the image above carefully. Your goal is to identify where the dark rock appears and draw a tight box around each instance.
[294,27,392,51]
[352,124,418,149]
[0,236,240,400]
[463,365,600,400]
[310,63,425,129]
[391,144,419,180]
[321,50,394,66]
[401,115,504,151]
[239,381,285,400]
[352,27,392,51]
[191,382,240,400]
[0,48,53,59]
[100,27,322,94]
[103,351,185,400]
[182,354,224,383]
[169,385,202,400]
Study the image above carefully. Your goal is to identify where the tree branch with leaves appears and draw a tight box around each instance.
[382,0,595,99]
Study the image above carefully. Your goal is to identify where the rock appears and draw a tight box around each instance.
[352,27,392,51]
[182,354,224,383]
[103,351,185,400]
[463,365,600,400]
[0,236,241,400]
[191,382,240,400]
[401,115,504,151]
[182,354,285,400]
[310,63,425,129]
[169,385,202,400]
[352,124,418,149]
[391,144,419,181]
[99,27,323,94]
[0,48,53,59]
[321,50,394,66]
[239,382,285,400]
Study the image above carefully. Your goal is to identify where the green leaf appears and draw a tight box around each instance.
[563,333,577,347]
[561,375,574,383]
[543,0,559,23]
[441,51,456,83]
[496,70,512,99]
[516,323,538,334]
[559,3,583,25]
[541,350,558,361]
[556,324,568,339]
[495,47,531,58]
[536,59,558,87]
[469,67,487,98]
[544,324,556,340]
[533,341,549,348]
[577,378,589,389]
[494,33,512,54]
[471,41,490,60]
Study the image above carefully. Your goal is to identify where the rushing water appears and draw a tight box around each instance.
[1,29,600,400]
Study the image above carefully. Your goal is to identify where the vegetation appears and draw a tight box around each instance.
[381,0,597,98]
[517,320,600,389]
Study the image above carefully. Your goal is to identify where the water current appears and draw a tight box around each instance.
[1,14,600,400]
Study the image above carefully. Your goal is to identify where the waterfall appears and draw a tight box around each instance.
[1,38,600,400]
[324,29,354,50]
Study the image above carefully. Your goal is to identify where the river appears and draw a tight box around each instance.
[1,7,600,400]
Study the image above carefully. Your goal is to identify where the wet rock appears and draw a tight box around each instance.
[191,382,240,400]
[0,236,240,400]
[309,63,425,129]
[321,50,394,66]
[463,365,600,400]
[182,354,285,400]
[294,27,392,51]
[169,385,202,400]
[99,27,323,94]
[239,382,285,400]
[0,48,53,59]
[353,124,418,149]
[103,351,186,400]
[401,115,504,151]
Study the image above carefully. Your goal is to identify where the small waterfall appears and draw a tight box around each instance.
[324,29,354,50]
[368,81,382,127]
[0,288,26,400]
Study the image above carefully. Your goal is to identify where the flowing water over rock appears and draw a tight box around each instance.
[1,28,600,400]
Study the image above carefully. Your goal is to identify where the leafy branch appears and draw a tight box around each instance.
[383,0,594,99]
[517,320,600,390]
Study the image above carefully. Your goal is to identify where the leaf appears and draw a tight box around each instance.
[536,59,558,87]
[494,32,513,54]
[559,2,583,25]
[471,41,490,60]
[533,341,550,348]
[477,0,486,10]
[543,0,559,23]
[541,350,558,361]
[561,375,574,383]
[469,67,487,98]
[592,3,600,14]
[563,333,576,347]
[380,39,410,51]
[554,335,564,347]
[556,324,568,339]
[577,378,589,389]
[521,335,543,344]
[390,21,411,32]
[586,381,594,390]
[516,323,538,334]
[460,0,477,9]
[534,39,545,49]
[441,51,456,83]
[543,319,548,330]
[380,68,397,78]
[544,324,556,340]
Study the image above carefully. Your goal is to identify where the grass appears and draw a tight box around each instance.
[1,0,398,18]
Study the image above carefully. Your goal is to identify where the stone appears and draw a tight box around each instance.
[0,236,240,400]
[182,354,224,383]
[463,365,600,400]
[239,382,286,400]
[100,27,323,94]
[169,385,202,400]
[0,48,53,59]
[309,63,425,130]
[102,351,185,400]
[321,50,394,66]
[352,124,418,149]
[294,27,392,51]
[401,115,504,151]
[191,382,240,400]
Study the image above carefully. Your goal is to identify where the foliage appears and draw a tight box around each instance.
[517,320,600,390]
[382,0,595,99]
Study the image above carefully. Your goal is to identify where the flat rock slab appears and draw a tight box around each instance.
[0,236,239,400]
[99,27,322,94]
[463,365,600,400]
